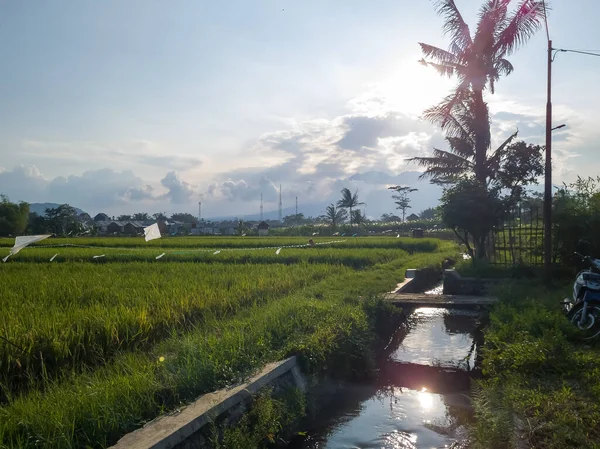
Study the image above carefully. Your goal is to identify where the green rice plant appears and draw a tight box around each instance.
[0,262,345,396]
[1,246,404,269]
[0,236,440,252]
[0,246,459,449]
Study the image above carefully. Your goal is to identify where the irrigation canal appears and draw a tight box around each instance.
[287,285,481,449]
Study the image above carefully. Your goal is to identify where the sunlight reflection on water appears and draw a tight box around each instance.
[288,307,478,449]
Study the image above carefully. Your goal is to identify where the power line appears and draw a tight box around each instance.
[557,48,600,58]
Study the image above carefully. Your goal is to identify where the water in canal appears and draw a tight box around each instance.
[288,306,481,449]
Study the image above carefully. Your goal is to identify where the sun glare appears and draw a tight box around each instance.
[418,387,433,410]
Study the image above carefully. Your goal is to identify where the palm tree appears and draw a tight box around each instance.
[325,204,348,231]
[409,91,519,184]
[419,0,545,182]
[337,188,364,226]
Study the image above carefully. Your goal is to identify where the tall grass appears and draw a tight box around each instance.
[0,246,404,268]
[0,236,440,252]
[471,280,600,448]
[0,262,344,396]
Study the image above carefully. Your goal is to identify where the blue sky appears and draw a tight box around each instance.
[1,0,599,218]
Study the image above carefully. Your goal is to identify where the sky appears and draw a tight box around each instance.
[1,0,599,219]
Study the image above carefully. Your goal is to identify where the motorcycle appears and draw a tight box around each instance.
[562,244,600,339]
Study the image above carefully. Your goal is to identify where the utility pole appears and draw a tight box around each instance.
[198,201,202,221]
[544,39,553,279]
[260,193,264,221]
[295,197,298,216]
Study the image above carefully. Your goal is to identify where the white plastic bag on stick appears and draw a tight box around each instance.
[144,223,161,242]
[2,235,51,262]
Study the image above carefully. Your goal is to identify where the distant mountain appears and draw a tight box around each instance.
[29,203,85,216]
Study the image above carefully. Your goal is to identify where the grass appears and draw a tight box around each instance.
[0,246,405,268]
[471,279,600,449]
[0,238,459,448]
[0,262,344,396]
[0,236,441,252]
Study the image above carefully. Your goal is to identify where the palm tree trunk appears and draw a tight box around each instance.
[473,88,489,184]
[349,206,353,226]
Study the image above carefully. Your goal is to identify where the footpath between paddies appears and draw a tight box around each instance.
[471,278,600,449]
[0,242,458,449]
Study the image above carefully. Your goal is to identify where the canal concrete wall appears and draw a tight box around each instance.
[111,357,306,449]
[443,269,503,295]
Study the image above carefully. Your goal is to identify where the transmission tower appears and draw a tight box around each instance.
[278,185,282,222]
[260,193,264,221]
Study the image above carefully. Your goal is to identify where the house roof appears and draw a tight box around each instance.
[257,221,270,229]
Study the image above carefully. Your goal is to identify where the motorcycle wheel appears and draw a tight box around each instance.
[569,305,600,340]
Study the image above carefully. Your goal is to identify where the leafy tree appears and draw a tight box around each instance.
[324,204,348,231]
[153,212,167,221]
[419,0,545,182]
[351,209,365,226]
[132,212,150,221]
[388,186,418,221]
[117,215,132,221]
[337,188,363,226]
[45,204,82,236]
[170,212,197,223]
[0,195,29,236]
[379,213,402,223]
[419,207,439,220]
[27,212,48,234]
[282,213,306,226]
[236,219,247,235]
[440,179,506,259]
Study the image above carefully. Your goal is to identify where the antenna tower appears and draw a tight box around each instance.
[278,185,282,222]
[260,193,264,221]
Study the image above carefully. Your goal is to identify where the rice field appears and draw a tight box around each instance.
[0,236,459,448]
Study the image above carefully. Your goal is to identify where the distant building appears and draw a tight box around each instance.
[406,213,420,222]
[78,213,92,224]
[257,221,270,237]
[94,213,110,222]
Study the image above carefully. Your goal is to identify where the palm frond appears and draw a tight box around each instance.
[419,43,461,65]
[420,61,457,78]
[495,58,514,76]
[446,136,475,159]
[423,90,476,143]
[408,148,473,182]
[434,0,473,52]
[495,0,545,56]
[476,0,510,42]
[486,130,519,175]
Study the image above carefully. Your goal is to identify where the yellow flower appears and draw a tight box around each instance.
[158,356,165,363]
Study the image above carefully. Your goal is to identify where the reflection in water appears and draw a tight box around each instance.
[288,307,479,449]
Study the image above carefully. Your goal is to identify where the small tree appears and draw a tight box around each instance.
[170,212,197,223]
[351,209,365,226]
[325,204,347,231]
[117,215,132,221]
[132,212,150,221]
[337,188,363,226]
[45,204,81,236]
[388,186,418,221]
[440,179,505,259]
[419,207,439,220]
[0,195,29,236]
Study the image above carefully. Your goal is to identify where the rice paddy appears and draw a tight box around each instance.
[0,236,459,448]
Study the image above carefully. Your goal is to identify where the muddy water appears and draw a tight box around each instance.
[288,307,480,449]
